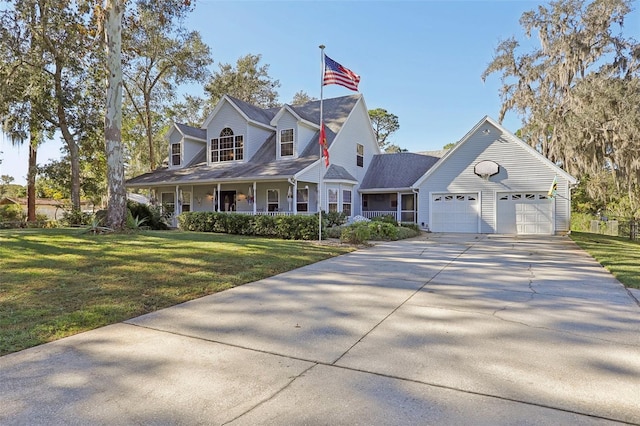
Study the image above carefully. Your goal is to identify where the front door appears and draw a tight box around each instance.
[220,190,236,211]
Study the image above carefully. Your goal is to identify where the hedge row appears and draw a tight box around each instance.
[177,212,325,240]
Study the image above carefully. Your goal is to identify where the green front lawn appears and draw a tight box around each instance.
[570,231,640,289]
[0,229,355,356]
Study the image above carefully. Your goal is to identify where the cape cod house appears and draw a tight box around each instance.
[126,95,577,235]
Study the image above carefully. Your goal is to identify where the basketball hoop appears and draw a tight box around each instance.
[474,160,500,181]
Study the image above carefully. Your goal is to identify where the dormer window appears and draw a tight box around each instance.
[280,129,294,157]
[211,127,244,162]
[171,142,181,166]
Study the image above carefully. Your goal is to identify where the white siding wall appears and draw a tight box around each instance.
[417,122,572,233]
[246,124,274,160]
[298,124,319,157]
[183,138,204,166]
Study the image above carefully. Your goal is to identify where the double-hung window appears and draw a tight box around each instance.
[211,127,244,162]
[280,129,294,157]
[296,188,309,212]
[342,189,352,216]
[328,189,338,213]
[356,143,364,167]
[267,189,279,212]
[171,143,181,166]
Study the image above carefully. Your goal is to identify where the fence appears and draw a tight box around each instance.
[588,219,638,241]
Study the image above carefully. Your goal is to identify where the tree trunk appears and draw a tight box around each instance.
[54,64,81,212]
[104,0,126,230]
[144,92,155,170]
[27,137,37,222]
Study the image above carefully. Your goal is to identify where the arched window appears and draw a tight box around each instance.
[211,127,244,162]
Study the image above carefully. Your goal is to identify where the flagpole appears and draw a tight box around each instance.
[319,44,325,241]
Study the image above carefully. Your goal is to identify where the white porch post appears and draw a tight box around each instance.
[175,185,180,227]
[293,181,298,214]
[396,191,401,222]
[216,183,221,212]
[252,182,257,215]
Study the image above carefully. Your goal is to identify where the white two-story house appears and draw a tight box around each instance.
[126,95,577,235]
[126,94,380,224]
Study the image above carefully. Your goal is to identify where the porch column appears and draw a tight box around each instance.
[396,191,401,222]
[174,185,180,228]
[252,182,257,215]
[293,181,297,214]
[216,183,221,212]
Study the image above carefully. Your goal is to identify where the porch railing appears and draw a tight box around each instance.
[362,210,416,223]
[234,210,314,217]
[362,211,398,220]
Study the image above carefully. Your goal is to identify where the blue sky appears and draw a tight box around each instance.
[2,0,639,184]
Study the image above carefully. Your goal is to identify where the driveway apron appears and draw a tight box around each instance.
[1,234,639,425]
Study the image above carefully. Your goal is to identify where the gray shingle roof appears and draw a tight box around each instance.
[226,95,278,125]
[126,95,359,187]
[175,123,206,140]
[359,152,443,190]
[324,164,357,181]
[289,94,360,133]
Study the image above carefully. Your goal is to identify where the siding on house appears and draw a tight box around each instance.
[416,119,573,233]
[183,138,205,167]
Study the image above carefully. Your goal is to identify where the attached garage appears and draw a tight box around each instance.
[411,116,577,235]
[496,192,554,235]
[430,193,479,233]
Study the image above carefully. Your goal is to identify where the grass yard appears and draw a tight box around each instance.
[570,231,640,289]
[0,229,355,356]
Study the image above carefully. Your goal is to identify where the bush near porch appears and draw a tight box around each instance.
[177,212,323,240]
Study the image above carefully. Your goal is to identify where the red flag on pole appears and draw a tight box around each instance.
[319,122,329,167]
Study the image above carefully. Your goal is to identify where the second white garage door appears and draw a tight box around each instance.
[431,193,479,233]
[496,192,554,234]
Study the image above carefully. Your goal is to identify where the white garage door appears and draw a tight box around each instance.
[431,193,479,233]
[496,192,554,234]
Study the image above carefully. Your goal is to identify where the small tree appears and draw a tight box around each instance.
[368,108,400,152]
[290,90,316,105]
[205,53,281,108]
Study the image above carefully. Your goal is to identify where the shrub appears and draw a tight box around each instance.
[326,225,343,239]
[127,201,169,230]
[61,209,92,226]
[252,214,278,237]
[371,214,398,226]
[0,204,25,223]
[341,222,371,244]
[396,226,420,239]
[571,212,595,232]
[367,222,399,240]
[400,223,421,233]
[324,211,347,227]
[126,210,149,230]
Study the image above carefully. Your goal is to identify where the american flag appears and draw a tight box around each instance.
[323,54,360,91]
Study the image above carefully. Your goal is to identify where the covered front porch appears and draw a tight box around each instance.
[142,180,319,226]
[361,191,417,223]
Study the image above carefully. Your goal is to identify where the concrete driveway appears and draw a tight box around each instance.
[2,234,639,425]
